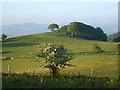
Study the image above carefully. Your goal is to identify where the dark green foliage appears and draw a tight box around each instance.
[108,32,120,42]
[2,73,118,88]
[49,22,107,41]
[67,22,81,36]
[66,22,107,41]
[2,34,7,41]
[96,27,107,41]
[33,43,74,77]
[112,37,120,42]
[58,25,68,33]
[48,24,59,32]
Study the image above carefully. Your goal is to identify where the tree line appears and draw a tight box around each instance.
[48,22,107,41]
[107,32,120,42]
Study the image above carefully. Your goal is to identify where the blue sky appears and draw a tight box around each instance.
[2,2,117,25]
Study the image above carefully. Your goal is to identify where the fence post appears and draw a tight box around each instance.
[33,70,35,76]
[8,65,10,74]
[91,69,94,77]
[28,68,31,74]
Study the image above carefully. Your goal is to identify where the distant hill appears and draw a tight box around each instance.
[1,23,49,37]
[0,23,117,38]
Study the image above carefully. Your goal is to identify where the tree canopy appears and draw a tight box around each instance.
[2,34,7,41]
[58,25,68,33]
[33,43,74,76]
[108,32,120,42]
[49,22,107,41]
[67,22,107,41]
[67,22,81,36]
[48,24,59,32]
[96,27,107,41]
[112,37,120,42]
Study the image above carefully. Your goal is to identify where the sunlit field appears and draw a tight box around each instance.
[2,32,119,88]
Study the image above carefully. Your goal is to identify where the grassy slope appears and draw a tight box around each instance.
[2,32,118,78]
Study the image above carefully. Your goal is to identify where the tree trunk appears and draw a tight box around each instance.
[50,67,59,77]
[71,33,74,37]
[51,29,54,32]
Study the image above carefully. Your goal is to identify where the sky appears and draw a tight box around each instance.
[0,0,119,2]
[1,2,118,25]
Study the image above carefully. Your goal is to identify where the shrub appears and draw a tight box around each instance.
[93,44,104,53]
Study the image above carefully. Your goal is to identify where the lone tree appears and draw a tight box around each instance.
[48,24,59,32]
[33,43,74,77]
[2,34,7,41]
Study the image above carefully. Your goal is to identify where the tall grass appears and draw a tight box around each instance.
[2,73,119,88]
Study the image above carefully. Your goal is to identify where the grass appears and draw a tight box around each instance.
[2,73,119,88]
[1,32,119,88]
[2,55,118,78]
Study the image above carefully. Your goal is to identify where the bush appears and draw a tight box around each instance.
[2,34,7,41]
[93,44,104,53]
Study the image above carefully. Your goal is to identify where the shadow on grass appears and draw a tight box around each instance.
[2,38,18,42]
[2,42,34,47]
[1,51,12,54]
[42,32,70,37]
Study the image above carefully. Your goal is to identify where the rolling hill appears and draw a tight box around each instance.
[2,32,119,78]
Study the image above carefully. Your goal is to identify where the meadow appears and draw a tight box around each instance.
[1,32,119,88]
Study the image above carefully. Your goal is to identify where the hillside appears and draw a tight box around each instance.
[2,32,118,78]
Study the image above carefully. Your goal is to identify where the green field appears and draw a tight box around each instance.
[2,32,119,78]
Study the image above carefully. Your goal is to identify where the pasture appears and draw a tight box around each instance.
[2,32,118,79]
